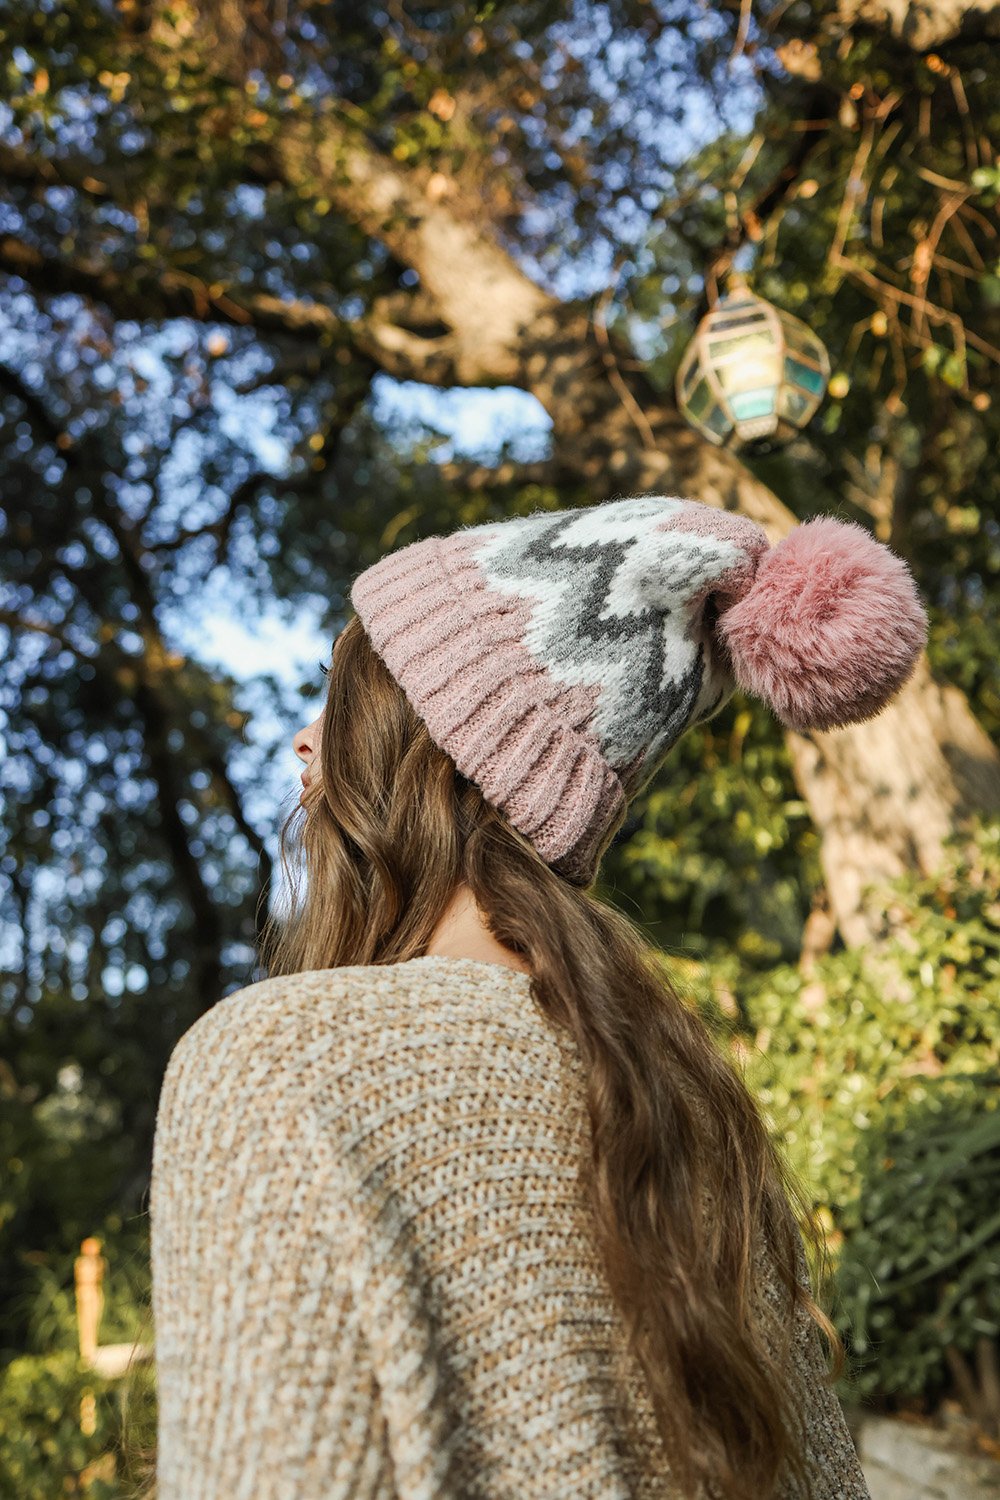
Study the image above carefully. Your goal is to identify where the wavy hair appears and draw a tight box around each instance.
[250,611,847,1500]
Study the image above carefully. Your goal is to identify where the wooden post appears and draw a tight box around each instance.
[75,1236,105,1435]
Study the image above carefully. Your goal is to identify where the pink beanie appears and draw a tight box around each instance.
[349,495,928,886]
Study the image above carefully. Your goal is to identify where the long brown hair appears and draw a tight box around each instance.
[123,610,845,1500]
[256,611,846,1500]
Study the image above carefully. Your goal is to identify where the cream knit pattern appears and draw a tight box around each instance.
[150,955,872,1500]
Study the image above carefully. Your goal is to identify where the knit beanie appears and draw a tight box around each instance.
[349,495,928,886]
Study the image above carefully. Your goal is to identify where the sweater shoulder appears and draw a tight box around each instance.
[161,957,563,1111]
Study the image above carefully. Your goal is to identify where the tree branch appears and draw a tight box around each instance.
[248,108,555,384]
[0,232,468,387]
[3,83,556,393]
[435,457,578,492]
[699,83,835,314]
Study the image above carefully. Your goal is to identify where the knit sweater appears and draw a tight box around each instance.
[149,954,872,1500]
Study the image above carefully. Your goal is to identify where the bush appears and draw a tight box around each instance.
[720,818,1000,1413]
[0,1348,117,1499]
[0,1344,157,1499]
[0,1219,158,1499]
[837,1070,1000,1408]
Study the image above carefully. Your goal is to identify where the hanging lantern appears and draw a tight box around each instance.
[675,285,831,454]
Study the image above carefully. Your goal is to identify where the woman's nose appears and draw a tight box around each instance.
[294,706,325,762]
[293,720,316,765]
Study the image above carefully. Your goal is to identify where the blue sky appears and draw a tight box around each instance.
[169,380,554,680]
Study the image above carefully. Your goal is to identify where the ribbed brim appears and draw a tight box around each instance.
[350,532,624,884]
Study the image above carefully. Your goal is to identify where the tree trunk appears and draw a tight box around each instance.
[786,660,1000,946]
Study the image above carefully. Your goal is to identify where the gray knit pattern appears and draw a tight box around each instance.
[454,496,766,794]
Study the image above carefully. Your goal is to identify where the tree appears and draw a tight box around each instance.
[1,0,999,1351]
[6,0,998,946]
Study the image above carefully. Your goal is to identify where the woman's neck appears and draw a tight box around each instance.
[422,884,533,976]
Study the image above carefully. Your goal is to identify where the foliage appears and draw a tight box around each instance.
[0,1350,115,1499]
[838,1070,1000,1406]
[0,1056,121,1353]
[600,694,822,972]
[0,0,998,1437]
[702,819,1000,1410]
[0,1344,158,1499]
[0,1217,156,1499]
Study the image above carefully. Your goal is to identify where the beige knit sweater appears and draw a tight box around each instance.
[150,954,872,1500]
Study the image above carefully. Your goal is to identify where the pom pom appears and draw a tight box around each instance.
[714,516,928,732]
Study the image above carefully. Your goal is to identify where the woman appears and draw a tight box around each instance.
[150,493,927,1499]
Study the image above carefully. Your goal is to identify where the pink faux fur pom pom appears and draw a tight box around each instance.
[714,516,928,732]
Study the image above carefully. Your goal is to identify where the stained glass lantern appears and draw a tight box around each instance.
[675,287,830,454]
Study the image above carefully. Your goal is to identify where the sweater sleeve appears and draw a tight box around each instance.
[767,1226,872,1500]
[149,1003,394,1500]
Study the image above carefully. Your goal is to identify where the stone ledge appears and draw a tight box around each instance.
[857,1413,1000,1500]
